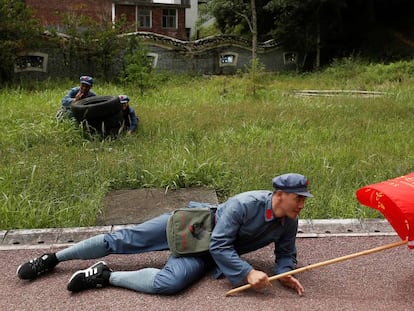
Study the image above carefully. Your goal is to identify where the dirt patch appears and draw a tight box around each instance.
[97,187,218,225]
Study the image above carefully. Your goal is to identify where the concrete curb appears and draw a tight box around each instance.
[0,219,396,250]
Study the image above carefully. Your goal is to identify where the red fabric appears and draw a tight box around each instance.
[266,208,273,221]
[356,172,414,249]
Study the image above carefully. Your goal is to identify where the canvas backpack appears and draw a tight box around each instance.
[167,201,217,257]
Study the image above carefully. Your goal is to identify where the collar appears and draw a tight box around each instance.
[265,194,285,224]
[265,200,274,222]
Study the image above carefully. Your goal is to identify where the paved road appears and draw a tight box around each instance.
[1,234,413,311]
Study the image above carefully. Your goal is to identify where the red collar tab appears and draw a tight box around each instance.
[265,206,274,221]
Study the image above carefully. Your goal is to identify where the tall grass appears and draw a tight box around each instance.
[1,60,414,229]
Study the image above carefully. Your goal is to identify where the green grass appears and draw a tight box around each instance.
[1,60,414,229]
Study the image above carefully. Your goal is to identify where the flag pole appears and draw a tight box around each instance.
[225,239,407,296]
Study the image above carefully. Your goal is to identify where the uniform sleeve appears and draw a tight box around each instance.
[61,88,77,108]
[209,200,253,285]
[274,218,298,275]
[128,107,138,132]
[61,88,95,108]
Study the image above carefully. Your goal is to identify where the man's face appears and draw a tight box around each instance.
[275,192,306,219]
[80,83,91,94]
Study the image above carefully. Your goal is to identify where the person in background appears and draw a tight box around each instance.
[119,95,138,135]
[16,173,312,296]
[56,75,96,119]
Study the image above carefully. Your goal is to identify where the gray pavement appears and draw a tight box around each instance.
[1,219,413,311]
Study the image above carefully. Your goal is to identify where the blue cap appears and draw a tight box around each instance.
[80,75,94,86]
[119,95,130,104]
[272,173,313,197]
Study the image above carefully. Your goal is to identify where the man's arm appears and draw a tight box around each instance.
[274,217,298,274]
[61,88,96,108]
[61,88,78,108]
[274,217,305,295]
[209,200,253,286]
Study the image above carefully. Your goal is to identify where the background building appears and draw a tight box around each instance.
[24,0,196,40]
[18,1,297,78]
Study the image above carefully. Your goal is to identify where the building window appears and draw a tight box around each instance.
[14,52,48,73]
[219,53,238,67]
[138,9,151,28]
[162,9,177,28]
[283,52,297,64]
[147,53,158,68]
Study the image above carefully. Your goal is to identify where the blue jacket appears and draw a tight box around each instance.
[61,87,96,109]
[209,190,298,285]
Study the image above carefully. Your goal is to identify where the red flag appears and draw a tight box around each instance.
[356,172,414,249]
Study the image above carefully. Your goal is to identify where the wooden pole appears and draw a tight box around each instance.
[225,239,407,296]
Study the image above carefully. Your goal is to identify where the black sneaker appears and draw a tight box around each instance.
[67,261,112,293]
[17,253,58,280]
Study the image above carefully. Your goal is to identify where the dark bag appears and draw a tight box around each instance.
[167,201,217,257]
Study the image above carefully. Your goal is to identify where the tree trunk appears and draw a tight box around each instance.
[251,0,257,61]
[316,20,320,69]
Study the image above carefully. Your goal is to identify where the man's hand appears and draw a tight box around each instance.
[279,275,304,296]
[75,91,84,101]
[246,269,272,289]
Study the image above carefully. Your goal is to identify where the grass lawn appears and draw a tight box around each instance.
[1,60,414,229]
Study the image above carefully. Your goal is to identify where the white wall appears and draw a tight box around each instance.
[185,0,198,39]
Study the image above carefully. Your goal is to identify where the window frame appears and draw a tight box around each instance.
[14,52,48,73]
[162,8,177,29]
[219,52,238,67]
[147,52,158,68]
[283,52,297,65]
[138,8,152,28]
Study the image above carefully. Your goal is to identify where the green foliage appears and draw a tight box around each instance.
[208,0,251,36]
[121,39,154,95]
[0,0,42,82]
[322,58,414,88]
[52,12,156,87]
[2,60,414,229]
[52,12,130,80]
[208,0,414,66]
[195,2,222,39]
[237,58,266,96]
[195,21,222,39]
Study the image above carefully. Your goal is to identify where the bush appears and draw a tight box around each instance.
[0,0,42,83]
[121,39,154,95]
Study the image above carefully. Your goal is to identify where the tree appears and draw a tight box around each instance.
[121,38,153,96]
[266,0,414,67]
[265,0,348,70]
[56,12,130,80]
[209,0,414,68]
[0,0,42,83]
[208,0,274,41]
[250,0,258,61]
[207,0,266,66]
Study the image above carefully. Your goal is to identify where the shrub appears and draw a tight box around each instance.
[0,0,42,83]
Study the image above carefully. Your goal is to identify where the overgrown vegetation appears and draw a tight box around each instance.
[121,39,155,96]
[0,0,42,83]
[0,2,152,85]
[204,0,414,67]
[1,59,414,229]
[50,13,149,83]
